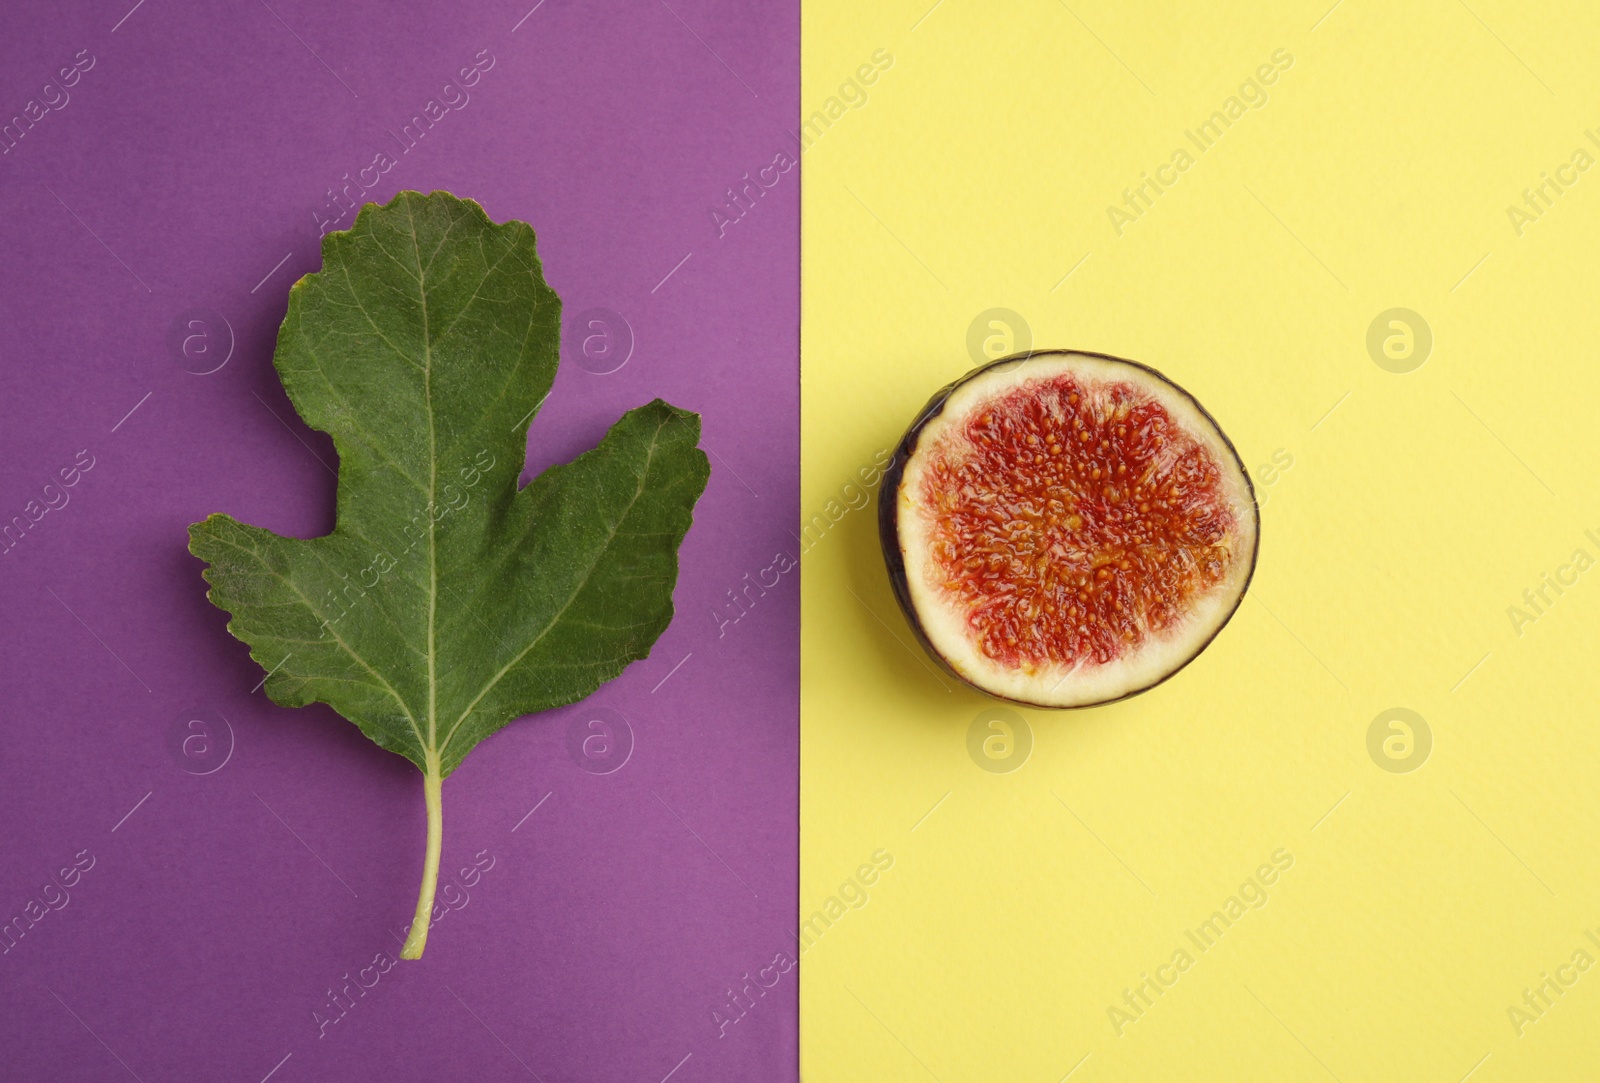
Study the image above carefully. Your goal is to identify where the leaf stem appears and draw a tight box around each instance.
[400,767,443,959]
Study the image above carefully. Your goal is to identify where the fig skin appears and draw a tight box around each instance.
[877,349,1260,710]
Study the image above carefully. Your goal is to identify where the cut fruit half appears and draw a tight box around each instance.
[879,350,1258,708]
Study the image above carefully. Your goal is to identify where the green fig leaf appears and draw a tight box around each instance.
[188,191,709,957]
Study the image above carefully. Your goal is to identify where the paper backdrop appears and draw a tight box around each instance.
[0,1,796,1079]
[801,1,1600,1080]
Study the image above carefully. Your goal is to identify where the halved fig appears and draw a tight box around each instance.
[879,351,1258,708]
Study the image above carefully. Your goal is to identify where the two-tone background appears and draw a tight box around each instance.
[5,1,1600,1080]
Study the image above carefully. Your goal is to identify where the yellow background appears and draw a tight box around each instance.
[800,1,1600,1079]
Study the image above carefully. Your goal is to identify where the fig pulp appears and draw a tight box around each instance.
[879,351,1258,708]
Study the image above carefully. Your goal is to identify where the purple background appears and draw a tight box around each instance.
[0,1,797,1079]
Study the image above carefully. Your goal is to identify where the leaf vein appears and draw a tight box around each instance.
[202,529,423,744]
[438,417,669,754]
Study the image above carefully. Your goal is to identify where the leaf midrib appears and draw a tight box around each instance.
[407,195,442,775]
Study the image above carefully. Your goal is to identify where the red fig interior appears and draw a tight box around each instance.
[881,351,1258,708]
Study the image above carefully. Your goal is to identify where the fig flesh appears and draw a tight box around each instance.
[879,351,1258,708]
